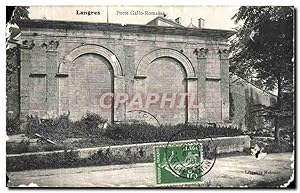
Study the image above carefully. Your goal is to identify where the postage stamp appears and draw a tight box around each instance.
[154,143,203,185]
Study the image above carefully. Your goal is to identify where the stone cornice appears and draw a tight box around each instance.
[18,20,235,39]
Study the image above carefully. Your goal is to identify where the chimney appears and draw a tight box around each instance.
[175,17,182,24]
[198,18,205,28]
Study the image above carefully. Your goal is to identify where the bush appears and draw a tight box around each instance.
[18,113,244,154]
[245,127,273,137]
[24,115,71,141]
[6,139,30,154]
[24,114,244,145]
[7,118,247,171]
[85,149,113,165]
[79,113,106,130]
[104,123,244,144]
[7,150,81,171]
[6,140,66,154]
[24,113,107,141]
[251,136,293,153]
[71,113,107,137]
[6,117,22,135]
[265,141,293,153]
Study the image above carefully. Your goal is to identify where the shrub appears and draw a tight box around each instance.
[24,113,108,141]
[6,140,66,154]
[79,113,107,130]
[70,113,107,137]
[6,139,30,154]
[265,141,293,153]
[6,117,22,135]
[251,136,293,153]
[19,113,245,154]
[7,150,81,171]
[24,113,244,145]
[24,115,70,141]
[7,120,247,171]
[85,149,112,165]
[104,123,244,144]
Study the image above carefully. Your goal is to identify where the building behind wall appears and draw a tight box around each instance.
[229,74,277,131]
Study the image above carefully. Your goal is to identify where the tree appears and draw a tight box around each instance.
[6,7,30,129]
[10,6,30,24]
[230,6,294,144]
[6,6,30,74]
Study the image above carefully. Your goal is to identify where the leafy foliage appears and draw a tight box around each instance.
[6,7,30,129]
[7,113,245,154]
[73,112,107,134]
[230,6,294,90]
[6,140,64,155]
[6,116,22,135]
[7,150,80,172]
[6,47,20,75]
[24,113,107,141]
[10,6,30,24]
[230,6,295,143]
[105,123,243,144]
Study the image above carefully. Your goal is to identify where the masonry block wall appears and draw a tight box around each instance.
[18,20,233,125]
[230,74,277,130]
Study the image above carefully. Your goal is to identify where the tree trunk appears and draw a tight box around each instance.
[274,76,282,144]
[274,117,280,144]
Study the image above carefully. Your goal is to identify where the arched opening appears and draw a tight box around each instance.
[68,53,114,121]
[134,48,197,124]
[145,57,188,124]
[58,45,123,122]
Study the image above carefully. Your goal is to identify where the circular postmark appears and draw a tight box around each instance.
[126,110,160,126]
[165,129,217,180]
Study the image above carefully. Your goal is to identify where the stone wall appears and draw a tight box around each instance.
[18,20,233,125]
[230,74,277,130]
[7,135,250,172]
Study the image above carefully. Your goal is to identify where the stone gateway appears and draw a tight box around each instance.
[16,17,235,125]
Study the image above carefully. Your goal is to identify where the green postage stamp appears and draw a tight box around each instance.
[154,143,203,185]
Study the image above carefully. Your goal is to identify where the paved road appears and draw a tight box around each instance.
[7,153,294,188]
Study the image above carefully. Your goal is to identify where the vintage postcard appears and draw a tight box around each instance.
[5,5,295,188]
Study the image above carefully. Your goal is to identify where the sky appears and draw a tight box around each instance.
[28,6,239,30]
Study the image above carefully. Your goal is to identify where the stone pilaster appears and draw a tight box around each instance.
[45,41,60,118]
[219,49,230,122]
[194,48,208,122]
[114,75,126,123]
[186,77,198,123]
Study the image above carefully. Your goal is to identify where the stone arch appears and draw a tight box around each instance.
[59,44,123,76]
[136,48,196,78]
[57,44,125,122]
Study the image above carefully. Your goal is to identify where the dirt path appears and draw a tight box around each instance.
[7,153,294,187]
